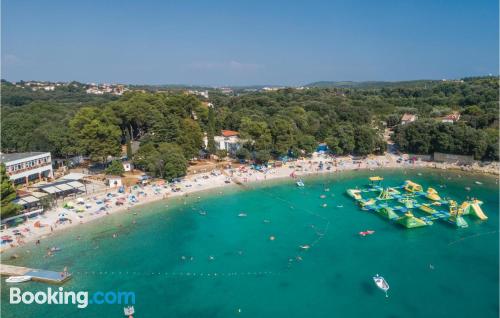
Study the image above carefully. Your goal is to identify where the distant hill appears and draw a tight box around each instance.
[305,80,440,89]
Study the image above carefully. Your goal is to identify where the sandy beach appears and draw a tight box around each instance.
[1,153,498,253]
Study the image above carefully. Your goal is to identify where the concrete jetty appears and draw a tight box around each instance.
[1,264,72,284]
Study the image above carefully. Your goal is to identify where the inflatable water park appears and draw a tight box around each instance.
[346,177,488,229]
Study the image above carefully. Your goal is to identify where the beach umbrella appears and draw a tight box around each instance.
[58,212,68,219]
[34,221,41,228]
[12,229,20,233]
[1,235,12,240]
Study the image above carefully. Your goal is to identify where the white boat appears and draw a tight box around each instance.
[373,274,389,297]
[296,180,305,187]
[6,276,32,283]
[238,213,247,217]
[124,306,135,316]
[475,181,483,185]
[299,244,310,250]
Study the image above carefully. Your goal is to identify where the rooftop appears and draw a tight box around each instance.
[0,152,50,163]
[443,112,461,121]
[221,130,239,137]
[401,113,417,121]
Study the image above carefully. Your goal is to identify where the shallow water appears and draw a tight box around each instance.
[1,168,499,318]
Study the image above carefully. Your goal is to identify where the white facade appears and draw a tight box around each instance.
[123,162,133,172]
[214,135,241,154]
[107,177,123,188]
[1,152,53,185]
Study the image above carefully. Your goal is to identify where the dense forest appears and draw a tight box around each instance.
[1,76,498,179]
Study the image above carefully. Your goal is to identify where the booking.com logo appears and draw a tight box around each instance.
[10,287,135,309]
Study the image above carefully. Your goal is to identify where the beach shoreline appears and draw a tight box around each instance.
[1,154,498,254]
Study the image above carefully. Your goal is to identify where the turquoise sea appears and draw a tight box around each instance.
[1,168,499,318]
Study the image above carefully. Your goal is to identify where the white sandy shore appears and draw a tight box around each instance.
[1,153,498,253]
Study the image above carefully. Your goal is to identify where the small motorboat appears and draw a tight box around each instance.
[124,305,135,317]
[475,181,483,185]
[6,276,32,283]
[299,245,310,250]
[373,274,389,297]
[296,180,305,187]
[359,230,375,237]
[238,213,247,217]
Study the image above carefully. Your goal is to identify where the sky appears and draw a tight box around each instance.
[1,0,498,86]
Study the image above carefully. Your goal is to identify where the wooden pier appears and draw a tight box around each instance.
[1,264,72,284]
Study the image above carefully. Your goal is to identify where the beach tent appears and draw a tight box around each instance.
[58,212,69,221]
[64,201,75,209]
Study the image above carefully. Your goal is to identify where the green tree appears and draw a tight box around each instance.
[216,149,228,159]
[133,143,187,180]
[270,118,296,156]
[158,143,188,180]
[235,147,251,160]
[125,130,133,159]
[1,164,21,218]
[325,124,355,155]
[105,160,125,176]
[69,107,122,162]
[239,117,272,151]
[297,134,317,156]
[354,126,377,156]
[385,114,401,127]
[254,150,271,164]
[177,119,203,159]
[207,107,217,154]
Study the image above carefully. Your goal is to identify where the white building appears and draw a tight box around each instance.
[123,161,133,172]
[401,113,417,125]
[106,177,123,188]
[214,130,242,155]
[0,152,53,185]
[441,112,461,124]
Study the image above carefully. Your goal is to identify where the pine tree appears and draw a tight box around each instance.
[207,107,217,154]
[1,164,21,218]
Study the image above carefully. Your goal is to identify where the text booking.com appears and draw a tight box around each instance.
[10,287,135,309]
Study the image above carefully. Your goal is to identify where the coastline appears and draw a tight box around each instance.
[1,154,498,254]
